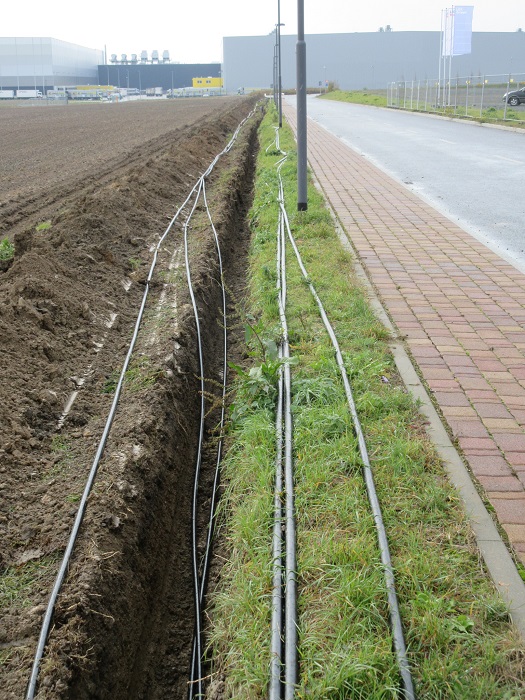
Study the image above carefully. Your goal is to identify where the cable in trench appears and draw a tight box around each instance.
[186,106,261,698]
[185,176,228,700]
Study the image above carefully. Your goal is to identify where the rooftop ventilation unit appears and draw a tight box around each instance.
[162,50,170,63]
[151,50,159,63]
[140,50,148,63]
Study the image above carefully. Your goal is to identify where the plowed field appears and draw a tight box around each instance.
[0,95,260,699]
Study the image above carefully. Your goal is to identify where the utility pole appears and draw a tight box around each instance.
[277,0,283,127]
[297,0,307,210]
[273,30,278,107]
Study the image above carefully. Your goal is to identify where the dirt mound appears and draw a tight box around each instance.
[0,98,239,236]
[0,96,261,698]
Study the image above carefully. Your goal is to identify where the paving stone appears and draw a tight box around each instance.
[491,382,525,397]
[428,380,459,390]
[492,433,525,452]
[447,419,490,438]
[441,406,478,418]
[457,437,499,452]
[506,452,525,468]
[491,497,525,525]
[457,378,493,392]
[468,455,514,476]
[432,391,471,407]
[483,418,523,433]
[475,403,513,419]
[503,525,525,544]
[482,476,524,492]
[512,472,525,488]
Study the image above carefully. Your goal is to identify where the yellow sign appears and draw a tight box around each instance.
[192,77,223,88]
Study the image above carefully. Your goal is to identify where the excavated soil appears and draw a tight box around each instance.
[0,96,262,698]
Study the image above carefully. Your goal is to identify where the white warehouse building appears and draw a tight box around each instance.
[223,31,525,93]
[0,37,103,92]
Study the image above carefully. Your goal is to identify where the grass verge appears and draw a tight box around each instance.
[320,89,525,128]
[206,106,525,699]
[320,89,388,107]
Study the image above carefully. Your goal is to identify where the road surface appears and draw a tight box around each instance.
[296,95,525,272]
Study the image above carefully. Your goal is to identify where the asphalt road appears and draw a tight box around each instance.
[297,95,525,273]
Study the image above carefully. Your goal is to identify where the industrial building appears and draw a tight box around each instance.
[223,31,525,92]
[0,37,103,92]
[98,61,221,93]
[0,38,221,95]
[3,31,522,97]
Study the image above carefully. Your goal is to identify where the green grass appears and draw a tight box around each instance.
[35,220,51,232]
[44,435,76,477]
[476,106,525,124]
[124,356,161,392]
[102,356,161,395]
[0,237,14,261]
[435,105,525,127]
[0,556,59,616]
[128,256,142,272]
[321,89,388,107]
[322,89,525,127]
[206,107,525,698]
[0,555,60,672]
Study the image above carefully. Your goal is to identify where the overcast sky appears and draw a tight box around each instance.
[2,0,524,63]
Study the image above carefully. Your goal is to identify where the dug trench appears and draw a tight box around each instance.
[0,96,262,698]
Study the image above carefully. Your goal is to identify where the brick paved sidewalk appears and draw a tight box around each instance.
[284,104,525,565]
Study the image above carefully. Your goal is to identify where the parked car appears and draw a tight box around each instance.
[502,86,525,106]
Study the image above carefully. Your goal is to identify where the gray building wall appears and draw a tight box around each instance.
[223,31,525,92]
[98,63,222,91]
[0,37,104,92]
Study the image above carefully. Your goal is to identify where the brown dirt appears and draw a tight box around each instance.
[0,96,262,698]
[0,98,242,237]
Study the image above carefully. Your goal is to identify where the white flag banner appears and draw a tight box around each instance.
[442,7,454,57]
[442,6,474,57]
[453,6,474,55]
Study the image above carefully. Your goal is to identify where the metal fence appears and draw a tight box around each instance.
[387,73,525,124]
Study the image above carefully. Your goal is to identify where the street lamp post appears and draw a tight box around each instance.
[277,0,283,127]
[273,33,278,107]
[297,0,307,211]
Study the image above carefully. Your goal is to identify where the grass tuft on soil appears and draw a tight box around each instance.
[206,106,525,698]
[0,237,14,261]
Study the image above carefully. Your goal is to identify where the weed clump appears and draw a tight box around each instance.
[0,237,14,261]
